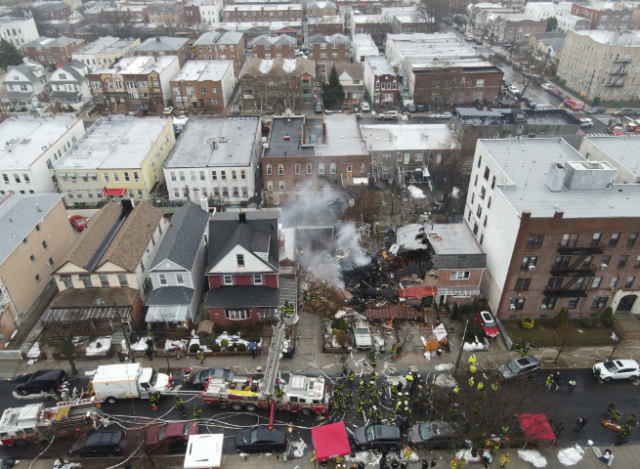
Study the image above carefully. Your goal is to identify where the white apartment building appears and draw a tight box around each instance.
[558,30,640,102]
[0,116,85,196]
[524,1,573,21]
[72,36,140,70]
[0,17,39,47]
[163,116,262,205]
[352,34,379,63]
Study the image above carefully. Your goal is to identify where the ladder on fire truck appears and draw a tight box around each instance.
[263,319,287,398]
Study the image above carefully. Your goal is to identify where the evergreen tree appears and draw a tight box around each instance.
[322,64,344,110]
[546,17,558,32]
[553,307,569,328]
[0,39,23,71]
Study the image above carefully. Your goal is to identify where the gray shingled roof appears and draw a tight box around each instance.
[194,31,243,46]
[23,36,80,48]
[329,62,364,80]
[135,36,189,53]
[150,202,209,271]
[205,285,280,308]
[250,34,296,47]
[53,63,84,83]
[5,64,43,84]
[147,286,195,305]
[308,33,351,44]
[239,57,316,78]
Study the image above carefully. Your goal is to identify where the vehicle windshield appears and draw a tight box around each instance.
[157,425,167,441]
[149,370,158,386]
[199,369,211,380]
[418,423,432,439]
[482,315,495,328]
[603,361,619,372]
[506,361,521,373]
[356,328,369,334]
[365,426,375,441]
[250,429,259,444]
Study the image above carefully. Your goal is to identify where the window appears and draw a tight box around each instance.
[35,274,40,283]
[266,165,272,176]
[591,232,602,246]
[510,298,525,310]
[487,196,492,209]
[241,171,246,180]
[29,254,35,263]
[609,277,619,288]
[554,256,571,269]
[49,257,54,267]
[628,233,638,246]
[568,297,579,309]
[561,234,579,247]
[318,163,325,174]
[592,297,608,309]
[237,254,245,267]
[118,274,128,287]
[99,275,110,287]
[226,309,250,320]
[450,271,470,280]
[610,233,620,246]
[307,164,312,174]
[521,257,538,269]
[79,274,92,288]
[221,171,226,180]
[278,165,284,176]
[547,277,563,290]
[626,276,635,288]
[159,274,167,285]
[514,278,531,291]
[267,181,273,191]
[223,275,233,285]
[113,172,120,183]
[619,255,629,268]
[541,298,557,310]
[279,181,285,191]
[176,274,184,285]
[295,164,300,175]
[124,172,130,182]
[527,235,544,248]
[330,163,336,174]
[42,240,48,251]
[254,275,262,285]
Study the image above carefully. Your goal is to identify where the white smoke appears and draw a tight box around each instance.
[336,222,371,268]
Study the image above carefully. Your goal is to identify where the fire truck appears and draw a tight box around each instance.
[0,398,104,447]
[202,374,329,416]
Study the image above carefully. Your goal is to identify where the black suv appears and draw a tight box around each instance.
[14,369,68,395]
[353,425,402,450]
[70,431,127,457]
[408,421,465,449]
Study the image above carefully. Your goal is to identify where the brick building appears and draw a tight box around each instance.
[33,2,72,20]
[307,16,344,35]
[170,60,236,113]
[133,37,191,67]
[222,4,302,22]
[308,33,351,74]
[215,22,302,45]
[22,36,85,71]
[83,4,149,24]
[148,3,185,24]
[350,15,391,45]
[307,0,338,17]
[193,31,245,74]
[262,114,369,205]
[465,137,640,320]
[363,55,399,109]
[250,34,296,60]
[571,2,634,30]
[491,15,548,44]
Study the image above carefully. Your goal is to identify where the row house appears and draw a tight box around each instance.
[307,33,351,74]
[262,114,369,205]
[571,3,636,30]
[170,60,236,113]
[328,62,365,106]
[193,31,245,74]
[88,56,180,113]
[2,59,49,111]
[350,15,390,45]
[353,34,379,63]
[72,36,140,70]
[239,57,316,113]
[307,0,338,17]
[363,56,399,109]
[222,4,302,22]
[390,13,431,34]
[84,3,149,24]
[49,59,93,110]
[189,0,224,25]
[215,22,302,45]
[307,16,344,36]
[163,116,262,206]
[490,15,548,44]
[22,36,85,71]
[133,36,191,67]
[32,2,72,20]
[148,3,185,24]
[250,34,296,60]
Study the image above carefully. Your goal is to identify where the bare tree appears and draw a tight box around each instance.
[38,314,98,375]
[550,325,582,364]
[607,330,637,360]
[160,18,180,37]
[189,21,212,39]
[413,0,450,34]
[368,19,392,47]
[509,46,544,101]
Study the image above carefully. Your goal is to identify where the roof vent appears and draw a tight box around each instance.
[284,135,290,140]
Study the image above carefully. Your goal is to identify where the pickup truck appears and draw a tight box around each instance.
[351,321,373,350]
[377,110,399,121]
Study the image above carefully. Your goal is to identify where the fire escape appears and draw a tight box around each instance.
[544,244,604,298]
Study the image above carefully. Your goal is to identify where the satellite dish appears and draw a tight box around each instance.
[96,299,102,306]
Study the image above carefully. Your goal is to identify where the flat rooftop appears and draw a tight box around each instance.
[94,56,177,75]
[360,124,458,151]
[171,60,233,82]
[582,135,640,177]
[456,108,579,126]
[53,116,169,170]
[74,36,136,55]
[365,56,394,75]
[482,137,640,219]
[264,117,314,157]
[164,116,260,168]
[427,223,483,255]
[0,116,79,170]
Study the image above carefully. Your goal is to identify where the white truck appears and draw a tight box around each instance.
[351,320,373,350]
[88,364,170,404]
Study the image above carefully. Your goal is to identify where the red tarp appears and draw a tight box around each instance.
[518,414,556,441]
[398,286,438,299]
[311,422,350,461]
[101,188,127,196]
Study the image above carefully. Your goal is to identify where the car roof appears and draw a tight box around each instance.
[611,359,639,368]
[86,431,123,445]
[515,356,539,366]
[34,369,64,380]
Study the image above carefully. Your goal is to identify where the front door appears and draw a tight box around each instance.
[617,294,638,312]
[347,165,352,177]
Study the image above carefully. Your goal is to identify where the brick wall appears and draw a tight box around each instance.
[23,41,85,70]
[134,42,191,67]
[572,4,633,30]
[308,22,344,36]
[194,40,245,74]
[207,306,261,326]
[171,78,226,113]
[252,43,295,60]
[412,68,503,108]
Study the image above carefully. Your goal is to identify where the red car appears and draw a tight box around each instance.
[69,215,88,231]
[550,89,562,97]
[476,311,499,338]
[145,422,198,450]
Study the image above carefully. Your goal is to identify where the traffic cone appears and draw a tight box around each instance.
[152,404,158,411]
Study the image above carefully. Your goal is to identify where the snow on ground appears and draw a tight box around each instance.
[189,337,211,352]
[455,449,480,462]
[165,338,188,351]
[435,363,454,371]
[434,373,456,388]
[407,185,426,199]
[82,336,111,356]
[26,342,40,359]
[518,450,547,467]
[463,338,487,351]
[130,339,148,351]
[557,445,584,466]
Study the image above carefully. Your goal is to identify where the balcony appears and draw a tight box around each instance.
[543,289,588,298]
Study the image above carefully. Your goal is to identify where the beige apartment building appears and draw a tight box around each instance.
[557,29,640,102]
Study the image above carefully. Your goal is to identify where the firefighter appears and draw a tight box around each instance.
[469,354,477,366]
[386,409,396,422]
[346,390,354,405]
[149,392,160,410]
[370,371,377,381]
[469,364,477,374]
[376,408,384,422]
[404,406,412,418]
[491,382,499,392]
[395,401,403,413]
[500,454,510,468]
[349,371,355,386]
[545,374,554,390]
[450,458,458,469]
[193,405,202,419]
[391,384,398,399]
[359,381,366,394]
[390,343,398,355]
[356,404,363,415]
[469,377,474,387]
[457,457,466,469]
[568,380,577,394]
[369,406,376,419]
[411,214,417,223]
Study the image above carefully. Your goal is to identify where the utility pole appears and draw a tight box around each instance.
[113,301,135,363]
[585,69,596,103]
[455,314,471,371]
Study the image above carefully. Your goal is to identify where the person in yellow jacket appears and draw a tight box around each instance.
[470,364,477,374]
[500,453,510,467]
[469,355,477,365]
[450,458,458,469]
[457,457,466,469]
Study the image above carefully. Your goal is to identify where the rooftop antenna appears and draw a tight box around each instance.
[505,147,511,167]
[520,167,532,201]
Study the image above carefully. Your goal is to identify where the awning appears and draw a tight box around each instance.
[58,172,67,178]
[88,172,98,177]
[101,188,127,196]
[183,434,223,468]
[518,414,556,441]
[398,286,438,298]
[311,422,350,461]
[67,172,76,178]
[78,172,87,177]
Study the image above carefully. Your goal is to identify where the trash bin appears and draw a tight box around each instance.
[282,346,294,359]
[602,449,612,464]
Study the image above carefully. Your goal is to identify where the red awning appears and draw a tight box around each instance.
[518,414,556,441]
[101,188,127,196]
[311,422,350,461]
[398,286,438,299]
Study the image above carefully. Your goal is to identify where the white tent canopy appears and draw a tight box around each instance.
[184,434,224,469]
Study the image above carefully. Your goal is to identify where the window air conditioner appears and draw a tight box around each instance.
[541,305,547,310]
[600,263,608,270]
[510,305,517,310]
[528,265,536,271]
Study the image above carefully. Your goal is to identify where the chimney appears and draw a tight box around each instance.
[239,210,246,224]
[156,37,161,42]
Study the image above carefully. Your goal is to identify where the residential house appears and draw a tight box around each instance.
[170,60,235,113]
[52,200,167,305]
[388,10,432,34]
[0,116,84,195]
[529,32,566,61]
[307,1,338,17]
[88,56,181,113]
[308,33,351,74]
[22,36,85,71]
[466,3,513,36]
[360,124,459,182]
[327,62,364,107]
[72,36,141,70]
[193,31,245,74]
[32,2,72,20]
[239,57,315,112]
[2,59,48,111]
[215,22,302,46]
[262,114,369,204]
[307,16,344,35]
[133,37,191,68]
[0,193,77,330]
[352,34,379,63]
[83,3,149,24]
[363,55,398,109]
[49,59,92,110]
[350,15,390,45]
[205,211,281,327]
[52,116,175,205]
[147,3,185,24]
[490,15,548,44]
[571,2,633,30]
[190,0,224,25]
[147,202,209,329]
[250,34,296,60]
[163,116,262,205]
[222,4,302,22]
[0,17,40,47]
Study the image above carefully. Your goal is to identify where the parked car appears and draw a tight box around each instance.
[232,104,241,115]
[593,359,640,382]
[550,89,562,97]
[235,428,287,453]
[163,106,173,116]
[265,105,275,114]
[476,311,499,338]
[502,43,513,50]
[314,101,324,114]
[434,111,452,119]
[473,38,483,45]
[14,369,68,396]
[507,85,520,96]
[523,97,544,109]
[540,83,553,91]
[405,103,417,112]
[635,109,640,116]
[69,215,88,231]
[408,421,465,448]
[351,320,373,350]
[70,431,127,457]
[587,106,606,115]
[353,425,402,450]
[360,102,370,112]
[416,104,425,112]
[188,368,235,389]
[378,110,399,121]
[532,75,545,84]
[497,356,540,381]
[579,118,594,127]
[145,422,198,450]
[612,107,634,116]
